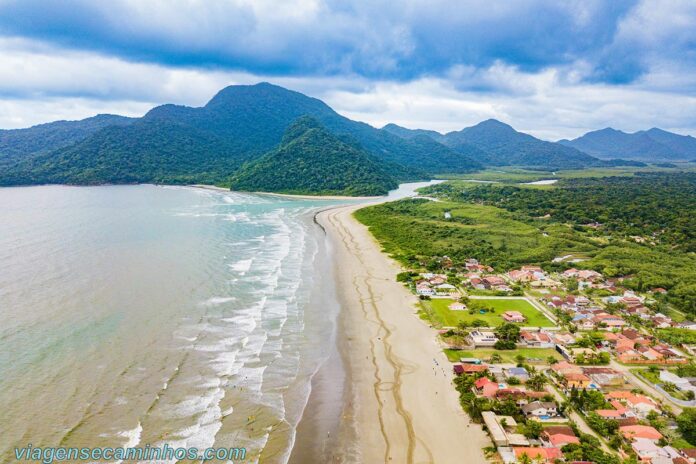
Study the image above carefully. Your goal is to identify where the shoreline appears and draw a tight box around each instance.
[189,184,383,201]
[305,201,490,463]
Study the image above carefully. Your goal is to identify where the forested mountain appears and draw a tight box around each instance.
[0,83,483,188]
[0,82,660,191]
[0,114,134,163]
[383,123,490,166]
[384,119,625,169]
[560,127,696,161]
[382,123,444,141]
[229,117,398,195]
[439,119,601,169]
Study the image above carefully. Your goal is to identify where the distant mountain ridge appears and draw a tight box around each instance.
[384,119,639,169]
[0,114,134,162]
[0,82,666,193]
[560,127,696,161]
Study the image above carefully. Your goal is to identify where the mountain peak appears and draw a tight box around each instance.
[479,118,510,126]
[205,82,302,108]
[280,115,323,143]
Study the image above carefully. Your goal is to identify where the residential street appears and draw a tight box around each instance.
[608,360,684,415]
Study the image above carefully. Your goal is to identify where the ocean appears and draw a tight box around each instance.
[0,185,350,463]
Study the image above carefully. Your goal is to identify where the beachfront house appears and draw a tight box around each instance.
[467,330,499,347]
[416,282,435,296]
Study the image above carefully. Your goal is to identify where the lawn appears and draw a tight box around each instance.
[444,347,563,363]
[436,166,694,184]
[423,297,555,328]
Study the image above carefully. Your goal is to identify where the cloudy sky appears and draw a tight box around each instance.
[1,0,695,139]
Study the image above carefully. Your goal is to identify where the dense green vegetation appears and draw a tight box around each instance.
[421,173,696,251]
[353,198,598,270]
[0,83,481,189]
[355,173,696,316]
[0,114,134,163]
[229,117,397,195]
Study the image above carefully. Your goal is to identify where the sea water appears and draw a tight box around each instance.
[0,185,347,463]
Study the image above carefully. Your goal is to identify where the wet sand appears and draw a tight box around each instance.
[294,203,490,463]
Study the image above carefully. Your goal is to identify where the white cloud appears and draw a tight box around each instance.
[1,37,695,140]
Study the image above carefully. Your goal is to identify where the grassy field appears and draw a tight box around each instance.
[436,165,696,184]
[444,347,563,363]
[354,198,600,270]
[423,297,555,327]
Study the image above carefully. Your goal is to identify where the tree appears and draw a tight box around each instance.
[676,408,696,445]
[489,353,503,363]
[527,374,548,391]
[521,420,543,439]
[496,323,521,342]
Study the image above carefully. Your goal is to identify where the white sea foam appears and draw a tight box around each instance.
[229,258,253,273]
[117,422,142,448]
[198,296,236,307]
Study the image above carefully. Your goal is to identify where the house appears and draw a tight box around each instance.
[541,426,580,447]
[551,332,576,346]
[607,392,659,418]
[583,367,625,388]
[631,438,672,462]
[434,283,458,295]
[502,311,526,323]
[467,330,498,347]
[562,372,592,389]
[481,412,529,447]
[550,361,583,376]
[593,313,628,329]
[482,276,506,288]
[514,447,563,462]
[453,364,488,375]
[677,321,696,331]
[481,382,500,398]
[596,405,629,419]
[505,367,530,382]
[620,425,663,442]
[416,282,435,296]
[520,330,555,348]
[577,270,603,282]
[508,269,535,282]
[449,302,467,311]
[475,376,494,391]
[521,401,558,418]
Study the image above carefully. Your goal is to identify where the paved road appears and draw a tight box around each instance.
[608,360,684,415]
[545,382,615,454]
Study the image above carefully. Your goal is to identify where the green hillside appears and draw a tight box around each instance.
[229,117,397,196]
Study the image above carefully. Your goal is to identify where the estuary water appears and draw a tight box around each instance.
[0,185,348,463]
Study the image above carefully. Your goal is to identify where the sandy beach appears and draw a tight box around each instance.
[313,203,490,463]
